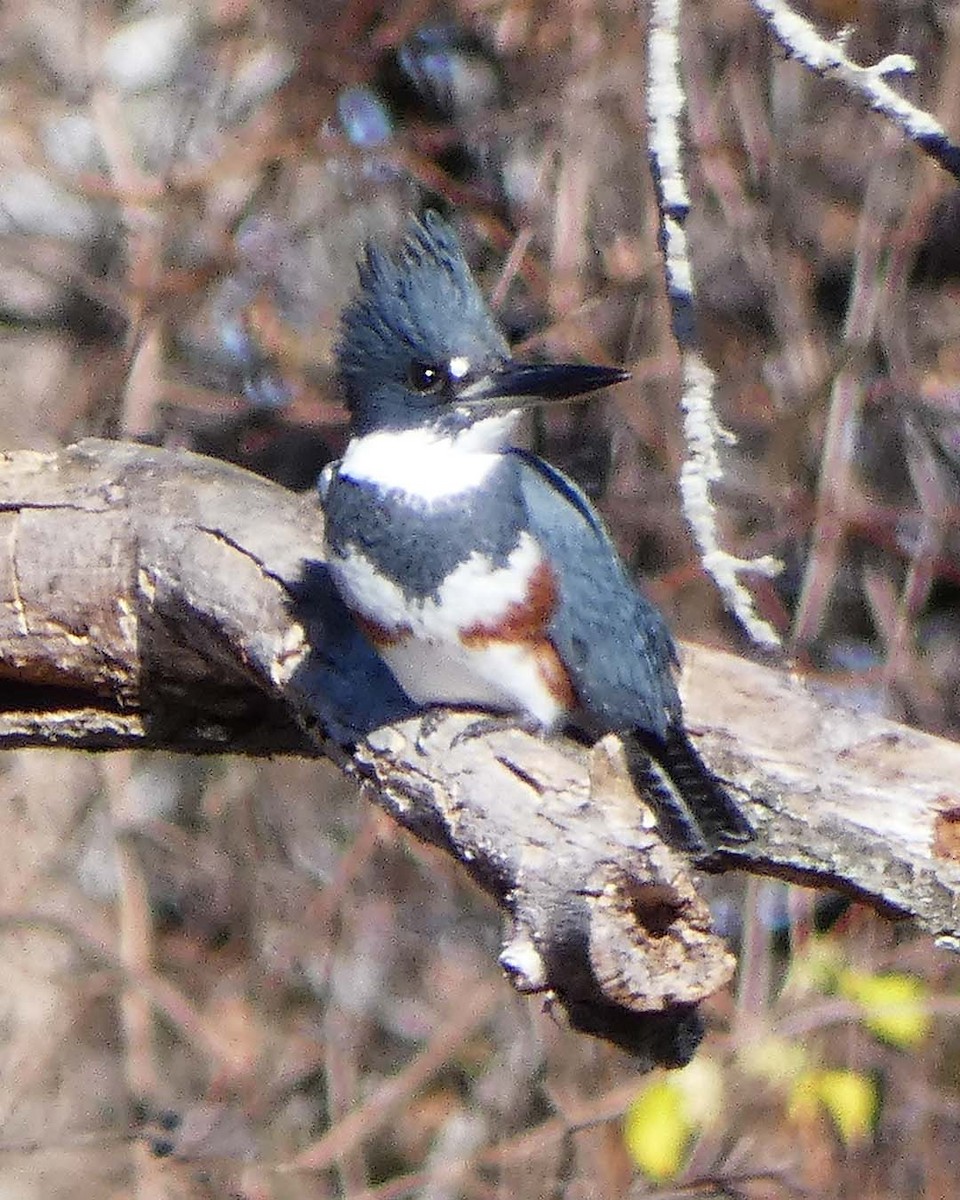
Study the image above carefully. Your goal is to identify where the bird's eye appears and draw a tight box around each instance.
[408,361,447,394]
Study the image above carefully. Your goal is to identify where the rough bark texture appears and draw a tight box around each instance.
[2,439,959,1062]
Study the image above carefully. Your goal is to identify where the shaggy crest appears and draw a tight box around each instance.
[337,211,508,427]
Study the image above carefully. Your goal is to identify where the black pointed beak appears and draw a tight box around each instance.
[458,360,629,409]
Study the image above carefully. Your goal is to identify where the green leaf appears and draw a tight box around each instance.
[838,969,931,1048]
[623,1077,693,1181]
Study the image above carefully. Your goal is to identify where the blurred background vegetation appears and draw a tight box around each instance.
[1,0,960,1195]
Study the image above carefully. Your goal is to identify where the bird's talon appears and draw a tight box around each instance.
[414,708,448,749]
[450,714,518,747]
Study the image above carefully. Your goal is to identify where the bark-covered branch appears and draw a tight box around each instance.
[2,439,959,1063]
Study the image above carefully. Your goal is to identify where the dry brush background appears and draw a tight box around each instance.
[2,0,960,1196]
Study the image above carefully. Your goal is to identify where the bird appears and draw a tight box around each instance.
[321,211,753,854]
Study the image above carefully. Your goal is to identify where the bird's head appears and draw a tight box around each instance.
[337,211,628,438]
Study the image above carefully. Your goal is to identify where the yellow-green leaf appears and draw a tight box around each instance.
[816,1068,878,1144]
[838,970,931,1048]
[787,1068,822,1126]
[673,1058,724,1126]
[739,1034,808,1086]
[623,1076,693,1181]
[784,938,844,997]
[790,1068,877,1145]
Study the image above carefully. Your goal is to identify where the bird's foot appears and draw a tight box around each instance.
[415,707,450,744]
[414,708,540,751]
[450,712,543,748]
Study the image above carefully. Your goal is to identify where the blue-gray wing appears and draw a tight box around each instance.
[509,449,681,740]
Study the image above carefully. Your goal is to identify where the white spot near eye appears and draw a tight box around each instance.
[449,355,471,379]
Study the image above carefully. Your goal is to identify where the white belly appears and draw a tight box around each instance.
[327,535,569,731]
[379,636,567,730]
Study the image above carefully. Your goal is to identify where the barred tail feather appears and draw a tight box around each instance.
[624,728,753,855]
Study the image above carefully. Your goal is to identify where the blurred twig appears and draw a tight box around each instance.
[646,0,783,648]
[287,983,500,1173]
[752,0,960,182]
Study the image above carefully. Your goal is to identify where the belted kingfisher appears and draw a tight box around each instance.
[321,212,752,853]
